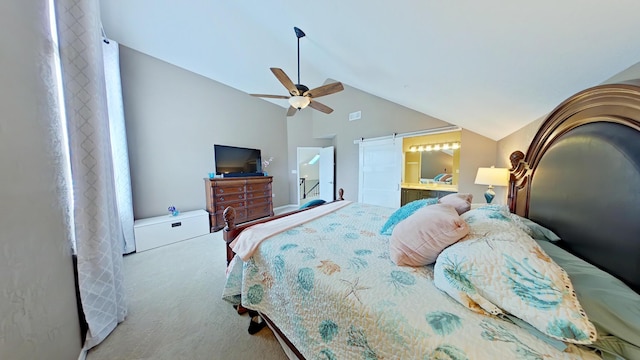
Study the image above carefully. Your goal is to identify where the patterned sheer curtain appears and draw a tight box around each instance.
[103,38,136,254]
[54,0,128,349]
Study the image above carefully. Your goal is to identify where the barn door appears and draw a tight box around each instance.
[358,138,402,208]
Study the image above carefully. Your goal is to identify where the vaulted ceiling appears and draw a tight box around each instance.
[99,1,640,140]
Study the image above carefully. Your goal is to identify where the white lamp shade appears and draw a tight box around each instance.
[474,166,509,186]
[289,95,310,109]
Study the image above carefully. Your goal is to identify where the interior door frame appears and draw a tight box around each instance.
[296,146,335,206]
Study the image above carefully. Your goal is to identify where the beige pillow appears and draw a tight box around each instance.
[438,193,473,215]
[389,204,469,266]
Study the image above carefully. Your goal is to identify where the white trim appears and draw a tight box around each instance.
[353,125,461,144]
[78,348,87,360]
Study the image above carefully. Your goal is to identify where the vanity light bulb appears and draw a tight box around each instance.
[410,146,417,152]
[418,146,424,152]
[452,143,460,149]
[425,145,432,151]
[443,143,450,150]
[434,144,441,151]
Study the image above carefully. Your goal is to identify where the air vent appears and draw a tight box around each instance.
[349,111,362,121]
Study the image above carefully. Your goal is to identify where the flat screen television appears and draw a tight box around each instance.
[213,144,263,177]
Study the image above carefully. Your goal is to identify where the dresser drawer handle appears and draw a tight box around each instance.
[171,222,182,228]
[219,197,225,202]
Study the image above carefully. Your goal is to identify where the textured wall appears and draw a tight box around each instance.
[0,1,81,359]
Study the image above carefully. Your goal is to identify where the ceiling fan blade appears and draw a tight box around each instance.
[270,68,299,96]
[304,82,344,98]
[250,94,290,99]
[286,106,298,117]
[308,99,334,114]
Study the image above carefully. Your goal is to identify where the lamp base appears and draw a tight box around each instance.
[484,187,496,203]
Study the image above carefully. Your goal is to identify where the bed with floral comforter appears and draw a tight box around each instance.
[222,201,599,359]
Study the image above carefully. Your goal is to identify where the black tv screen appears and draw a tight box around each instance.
[214,144,262,177]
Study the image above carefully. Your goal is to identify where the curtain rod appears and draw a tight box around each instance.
[353,125,461,144]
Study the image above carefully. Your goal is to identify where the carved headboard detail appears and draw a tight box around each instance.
[508,80,640,217]
[507,79,640,292]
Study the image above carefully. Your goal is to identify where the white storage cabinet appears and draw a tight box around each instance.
[134,210,209,252]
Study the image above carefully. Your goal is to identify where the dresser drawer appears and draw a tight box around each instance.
[247,203,272,220]
[215,185,245,196]
[246,196,270,207]
[214,200,246,212]
[246,182,271,192]
[246,190,270,199]
[215,192,246,204]
[216,208,247,227]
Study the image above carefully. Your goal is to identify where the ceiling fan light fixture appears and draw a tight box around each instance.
[289,95,310,110]
[251,27,343,116]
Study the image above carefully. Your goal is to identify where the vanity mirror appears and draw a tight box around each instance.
[418,149,456,185]
[403,132,461,187]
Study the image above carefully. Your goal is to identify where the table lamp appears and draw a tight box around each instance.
[474,166,509,203]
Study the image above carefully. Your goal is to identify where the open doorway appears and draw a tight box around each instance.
[297,146,335,207]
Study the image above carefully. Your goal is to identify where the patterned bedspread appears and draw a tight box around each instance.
[222,202,600,359]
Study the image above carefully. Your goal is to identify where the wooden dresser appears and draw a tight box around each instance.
[204,176,273,232]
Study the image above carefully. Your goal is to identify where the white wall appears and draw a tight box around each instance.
[603,61,640,84]
[497,60,640,169]
[299,162,320,181]
[118,51,640,213]
[119,47,291,219]
[285,81,498,204]
[0,1,81,359]
[309,82,453,201]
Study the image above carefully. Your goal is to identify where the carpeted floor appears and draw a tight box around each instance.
[86,230,288,360]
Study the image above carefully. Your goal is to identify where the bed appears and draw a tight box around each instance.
[221,80,640,360]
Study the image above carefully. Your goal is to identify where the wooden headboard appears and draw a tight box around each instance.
[508,80,640,293]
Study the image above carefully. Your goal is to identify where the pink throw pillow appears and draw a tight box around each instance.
[438,193,473,215]
[389,204,469,266]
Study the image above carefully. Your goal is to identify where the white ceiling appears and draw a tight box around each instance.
[99,1,640,140]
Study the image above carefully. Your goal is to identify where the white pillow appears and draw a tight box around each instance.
[433,205,597,345]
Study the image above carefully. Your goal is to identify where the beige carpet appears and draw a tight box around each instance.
[87,230,288,360]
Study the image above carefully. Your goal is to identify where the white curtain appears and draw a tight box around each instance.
[103,39,136,254]
[55,0,128,349]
